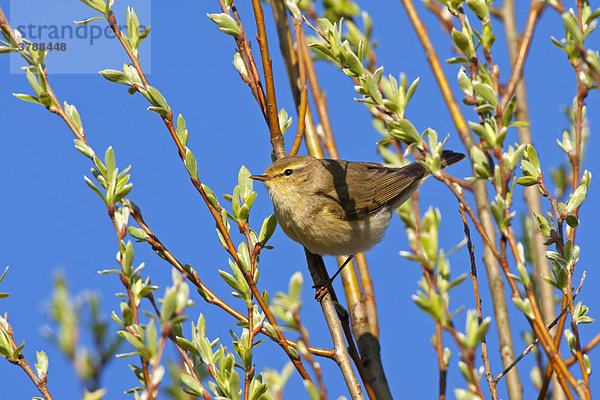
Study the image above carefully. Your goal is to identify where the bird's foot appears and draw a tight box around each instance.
[312,279,333,301]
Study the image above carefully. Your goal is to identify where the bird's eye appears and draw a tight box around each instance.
[284,169,293,176]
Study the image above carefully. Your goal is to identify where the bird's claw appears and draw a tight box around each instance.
[312,281,331,301]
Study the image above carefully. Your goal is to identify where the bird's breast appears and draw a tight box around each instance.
[271,193,394,256]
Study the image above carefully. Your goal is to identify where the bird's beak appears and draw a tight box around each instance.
[250,175,271,182]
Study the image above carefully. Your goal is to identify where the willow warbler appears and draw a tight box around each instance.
[251,150,465,258]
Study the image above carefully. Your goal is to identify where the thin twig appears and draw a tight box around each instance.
[503,225,579,397]
[289,17,308,156]
[565,2,590,385]
[494,306,568,383]
[298,19,338,159]
[397,8,521,393]
[354,252,379,338]
[105,13,314,380]
[293,310,327,399]
[434,321,447,400]
[283,9,383,398]
[501,269,584,392]
[499,2,557,381]
[146,322,170,400]
[129,206,334,358]
[4,322,54,400]
[251,0,286,158]
[438,172,579,397]
[304,250,366,400]
[107,208,153,392]
[537,296,570,400]
[296,17,382,347]
[566,331,600,366]
[0,9,85,142]
[497,1,545,116]
[220,0,269,123]
[269,0,322,160]
[408,197,484,399]
[459,206,497,400]
[148,295,213,400]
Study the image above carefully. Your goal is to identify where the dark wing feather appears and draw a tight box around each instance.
[369,162,427,208]
[317,159,428,220]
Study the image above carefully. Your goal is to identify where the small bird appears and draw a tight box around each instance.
[251,150,465,287]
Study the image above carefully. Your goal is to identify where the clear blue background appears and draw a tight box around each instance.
[1,0,599,399]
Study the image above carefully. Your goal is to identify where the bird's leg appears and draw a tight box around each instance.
[313,255,354,301]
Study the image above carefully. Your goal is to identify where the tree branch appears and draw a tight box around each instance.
[399,2,522,397]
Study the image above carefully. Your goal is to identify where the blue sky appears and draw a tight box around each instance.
[1,0,599,399]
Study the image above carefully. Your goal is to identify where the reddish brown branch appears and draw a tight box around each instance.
[250,0,286,158]
[289,17,308,156]
[497,1,545,116]
[4,323,54,400]
[129,207,334,358]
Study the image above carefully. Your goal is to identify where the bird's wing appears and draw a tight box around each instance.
[317,160,428,220]
[369,162,427,206]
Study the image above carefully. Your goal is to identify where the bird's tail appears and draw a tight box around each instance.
[440,150,466,169]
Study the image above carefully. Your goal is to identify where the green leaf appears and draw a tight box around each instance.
[454,388,480,400]
[232,51,248,80]
[34,351,48,378]
[521,160,538,177]
[363,72,382,105]
[145,86,168,109]
[126,7,140,50]
[582,354,592,375]
[473,82,498,106]
[238,204,249,223]
[104,147,115,178]
[457,68,472,96]
[343,48,364,77]
[13,93,40,104]
[565,184,587,213]
[451,28,474,58]
[390,119,421,143]
[26,70,41,95]
[128,226,147,240]
[176,114,188,146]
[202,184,220,209]
[207,13,240,38]
[585,8,600,25]
[303,380,321,400]
[74,16,106,25]
[512,297,534,319]
[237,242,251,272]
[84,176,107,203]
[219,269,243,293]
[184,149,198,178]
[229,370,241,400]
[446,56,470,64]
[468,121,495,144]
[403,77,419,104]
[181,373,205,396]
[526,145,541,171]
[162,287,178,324]
[238,166,252,201]
[64,103,83,133]
[258,215,277,245]
[516,176,538,186]
[99,69,130,85]
[562,12,582,44]
[145,319,158,357]
[466,0,488,20]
